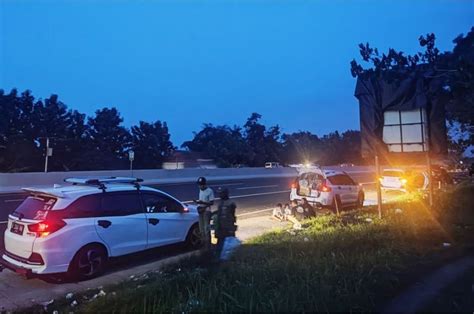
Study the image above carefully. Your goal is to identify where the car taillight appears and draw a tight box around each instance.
[28,220,66,237]
[321,185,332,192]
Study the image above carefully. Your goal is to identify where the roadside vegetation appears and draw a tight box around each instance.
[32,184,474,313]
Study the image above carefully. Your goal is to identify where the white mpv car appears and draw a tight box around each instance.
[290,167,364,210]
[379,169,408,191]
[0,177,200,280]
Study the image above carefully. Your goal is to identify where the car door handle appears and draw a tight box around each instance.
[98,220,112,229]
[148,218,160,226]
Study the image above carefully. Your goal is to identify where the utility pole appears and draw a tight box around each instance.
[375,155,382,219]
[44,137,51,173]
[129,150,135,177]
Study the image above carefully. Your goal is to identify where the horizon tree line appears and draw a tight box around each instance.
[0,89,363,172]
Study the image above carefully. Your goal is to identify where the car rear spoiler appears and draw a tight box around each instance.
[21,187,66,199]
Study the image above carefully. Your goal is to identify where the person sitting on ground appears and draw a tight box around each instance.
[301,198,317,218]
[272,203,285,221]
[283,203,293,219]
[286,201,303,230]
[291,200,306,221]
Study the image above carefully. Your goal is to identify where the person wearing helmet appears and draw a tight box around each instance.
[214,188,237,257]
[194,177,215,248]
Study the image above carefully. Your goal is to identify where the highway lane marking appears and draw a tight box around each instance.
[149,182,244,187]
[0,221,7,224]
[4,199,24,203]
[237,185,278,190]
[182,190,291,204]
[210,183,244,187]
[237,208,274,217]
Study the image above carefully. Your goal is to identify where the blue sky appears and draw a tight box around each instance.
[1,0,473,145]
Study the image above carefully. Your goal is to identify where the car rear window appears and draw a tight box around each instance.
[383,170,404,177]
[11,195,57,220]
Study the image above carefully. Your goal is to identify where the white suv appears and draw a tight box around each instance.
[0,177,200,280]
[290,168,364,210]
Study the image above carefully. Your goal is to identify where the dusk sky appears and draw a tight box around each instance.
[1,0,472,146]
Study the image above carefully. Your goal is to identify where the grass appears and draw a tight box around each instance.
[29,184,474,313]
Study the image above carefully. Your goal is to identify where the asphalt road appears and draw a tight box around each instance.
[0,171,376,310]
[0,171,376,252]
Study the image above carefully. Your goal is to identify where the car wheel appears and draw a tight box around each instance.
[357,192,364,208]
[69,244,107,280]
[185,224,202,249]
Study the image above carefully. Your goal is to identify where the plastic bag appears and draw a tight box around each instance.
[220,236,241,261]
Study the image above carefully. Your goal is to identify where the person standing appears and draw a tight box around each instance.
[194,177,214,249]
[214,188,237,257]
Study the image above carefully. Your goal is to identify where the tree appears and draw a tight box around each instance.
[350,27,474,146]
[130,121,174,169]
[243,113,283,166]
[182,124,248,167]
[0,89,43,172]
[281,131,323,164]
[84,107,131,170]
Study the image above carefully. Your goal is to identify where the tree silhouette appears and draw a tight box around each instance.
[130,121,175,169]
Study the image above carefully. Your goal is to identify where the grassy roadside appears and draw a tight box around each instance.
[30,184,474,313]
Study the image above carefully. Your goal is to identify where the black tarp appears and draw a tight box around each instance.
[355,73,448,158]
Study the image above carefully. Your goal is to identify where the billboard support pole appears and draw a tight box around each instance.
[426,152,433,208]
[375,155,382,219]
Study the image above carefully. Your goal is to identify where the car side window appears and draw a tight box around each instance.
[141,193,183,213]
[341,175,356,186]
[64,194,102,218]
[101,192,143,216]
[328,175,343,186]
[329,175,356,186]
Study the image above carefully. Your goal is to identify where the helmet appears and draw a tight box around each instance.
[197,177,207,185]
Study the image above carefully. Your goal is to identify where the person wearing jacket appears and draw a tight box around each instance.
[213,188,237,256]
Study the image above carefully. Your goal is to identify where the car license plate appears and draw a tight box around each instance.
[11,222,24,235]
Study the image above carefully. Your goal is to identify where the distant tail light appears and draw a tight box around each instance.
[28,220,66,238]
[291,183,297,189]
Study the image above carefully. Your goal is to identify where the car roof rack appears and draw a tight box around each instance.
[64,177,144,191]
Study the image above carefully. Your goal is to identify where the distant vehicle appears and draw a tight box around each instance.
[290,168,364,210]
[0,177,200,280]
[379,169,408,191]
[430,165,453,186]
[339,163,355,167]
[380,169,431,192]
[265,162,282,169]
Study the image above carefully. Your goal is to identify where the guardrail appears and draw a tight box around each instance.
[0,166,376,193]
[0,168,298,192]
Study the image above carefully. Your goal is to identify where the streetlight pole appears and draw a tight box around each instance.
[44,137,50,173]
